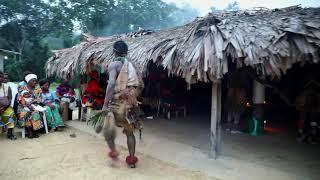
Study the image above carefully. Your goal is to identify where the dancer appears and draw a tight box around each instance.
[100,40,142,168]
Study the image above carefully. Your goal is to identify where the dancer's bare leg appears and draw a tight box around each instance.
[125,131,138,168]
[103,115,118,159]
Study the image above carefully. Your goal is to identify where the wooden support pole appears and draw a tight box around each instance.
[78,75,85,121]
[253,80,265,104]
[250,80,265,136]
[253,80,265,119]
[210,82,222,159]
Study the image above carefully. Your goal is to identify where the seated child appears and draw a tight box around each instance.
[21,90,46,112]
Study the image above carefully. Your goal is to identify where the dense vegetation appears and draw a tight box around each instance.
[0,0,198,81]
[1,0,241,81]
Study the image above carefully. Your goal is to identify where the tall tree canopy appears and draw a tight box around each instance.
[0,0,198,81]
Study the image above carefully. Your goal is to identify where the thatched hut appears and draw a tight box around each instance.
[46,6,320,158]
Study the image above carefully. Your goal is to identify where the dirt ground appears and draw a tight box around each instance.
[141,116,320,180]
[0,128,217,180]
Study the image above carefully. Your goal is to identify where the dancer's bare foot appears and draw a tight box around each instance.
[108,150,119,160]
[126,156,138,168]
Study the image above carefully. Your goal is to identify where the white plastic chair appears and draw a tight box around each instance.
[14,124,26,139]
[40,110,49,134]
[33,107,49,134]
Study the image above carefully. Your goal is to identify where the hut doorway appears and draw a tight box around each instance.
[263,62,320,140]
[140,61,210,118]
[141,61,212,120]
[219,62,320,141]
[140,62,213,152]
[140,61,320,160]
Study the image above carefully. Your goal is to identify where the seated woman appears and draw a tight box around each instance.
[18,71,33,90]
[17,74,43,138]
[39,79,64,131]
[0,71,16,140]
[56,76,76,121]
[82,71,105,110]
[56,76,74,99]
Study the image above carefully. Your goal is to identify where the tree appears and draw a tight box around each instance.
[70,0,198,36]
[0,0,199,81]
[0,0,75,80]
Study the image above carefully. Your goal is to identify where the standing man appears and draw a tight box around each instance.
[101,40,142,168]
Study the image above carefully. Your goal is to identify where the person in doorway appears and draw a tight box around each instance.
[99,40,143,168]
[82,70,105,109]
[0,71,16,140]
[39,79,65,131]
[17,74,43,138]
[225,69,249,134]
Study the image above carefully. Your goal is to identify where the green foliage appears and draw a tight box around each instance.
[0,0,199,81]
[0,0,74,81]
[87,111,104,128]
[4,41,51,81]
[68,0,198,36]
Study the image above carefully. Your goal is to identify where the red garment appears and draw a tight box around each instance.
[82,80,104,106]
[85,80,100,94]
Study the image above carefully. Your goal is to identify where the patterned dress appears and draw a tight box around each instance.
[40,90,64,129]
[17,85,43,130]
[0,83,15,129]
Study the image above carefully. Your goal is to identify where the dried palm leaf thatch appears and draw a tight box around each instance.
[46,6,320,84]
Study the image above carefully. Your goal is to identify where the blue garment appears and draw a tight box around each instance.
[40,90,64,129]
[41,90,59,104]
[18,81,27,87]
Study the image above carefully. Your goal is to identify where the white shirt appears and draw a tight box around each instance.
[4,82,18,107]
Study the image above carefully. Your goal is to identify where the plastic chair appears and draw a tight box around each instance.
[39,110,49,134]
